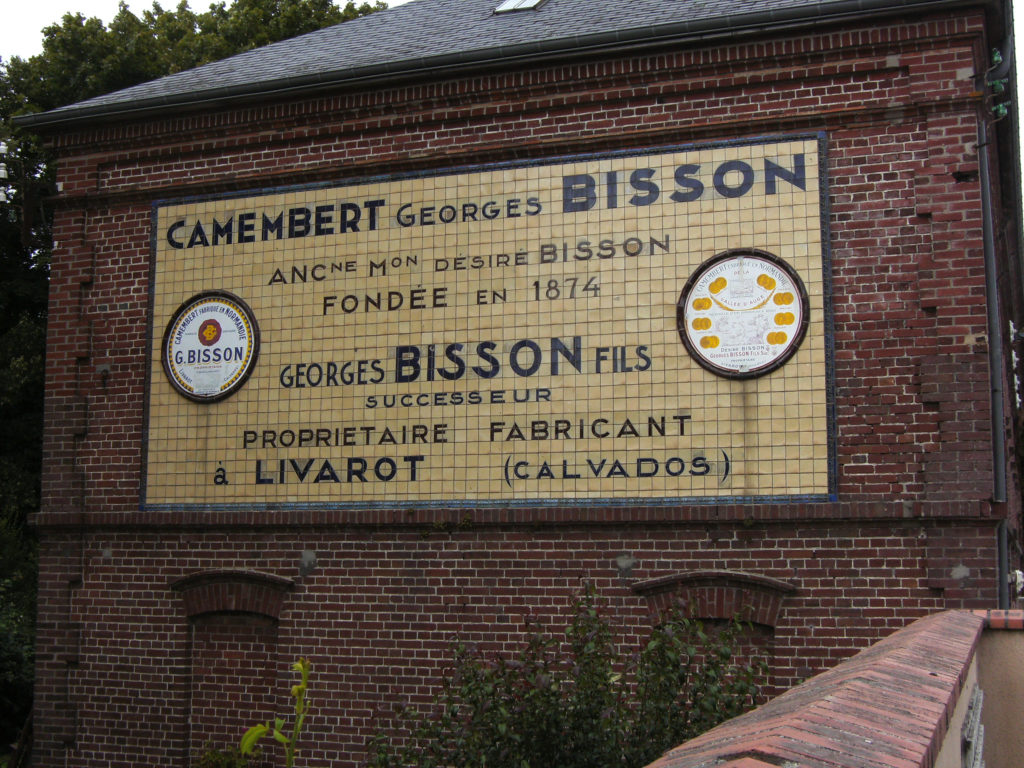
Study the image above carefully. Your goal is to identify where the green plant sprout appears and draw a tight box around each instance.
[240,657,311,768]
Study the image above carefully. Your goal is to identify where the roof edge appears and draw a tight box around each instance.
[14,0,1000,131]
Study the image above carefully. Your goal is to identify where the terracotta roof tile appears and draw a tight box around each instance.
[972,608,1024,629]
[647,611,985,768]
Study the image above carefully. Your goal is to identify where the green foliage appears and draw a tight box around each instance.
[196,744,261,768]
[0,575,35,756]
[196,0,387,67]
[630,607,761,764]
[240,657,311,768]
[3,0,386,113]
[366,589,765,768]
[0,131,45,763]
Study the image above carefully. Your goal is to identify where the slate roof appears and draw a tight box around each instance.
[16,0,999,127]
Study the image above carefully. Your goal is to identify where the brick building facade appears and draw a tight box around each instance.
[15,0,1024,764]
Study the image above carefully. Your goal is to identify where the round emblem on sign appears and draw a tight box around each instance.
[198,318,222,346]
[678,249,809,379]
[161,291,260,402]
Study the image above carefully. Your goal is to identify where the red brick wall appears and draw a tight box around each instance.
[32,8,1022,767]
[189,614,282,766]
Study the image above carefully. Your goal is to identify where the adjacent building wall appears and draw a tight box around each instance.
[32,8,1021,767]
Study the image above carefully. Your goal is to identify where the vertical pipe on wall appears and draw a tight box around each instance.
[978,109,1010,608]
[999,519,1010,608]
[979,118,1008,504]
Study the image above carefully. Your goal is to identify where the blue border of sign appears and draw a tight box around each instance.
[141,132,837,511]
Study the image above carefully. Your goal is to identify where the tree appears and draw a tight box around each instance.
[0,0,385,757]
[4,0,385,113]
[0,76,49,763]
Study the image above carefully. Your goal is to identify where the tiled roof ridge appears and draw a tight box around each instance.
[971,608,1024,629]
[647,610,988,768]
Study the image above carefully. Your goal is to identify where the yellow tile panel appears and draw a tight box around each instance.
[146,137,831,506]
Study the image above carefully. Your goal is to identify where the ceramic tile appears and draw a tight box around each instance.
[146,137,830,505]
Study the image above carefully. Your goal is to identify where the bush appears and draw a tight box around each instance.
[196,744,259,768]
[0,575,34,760]
[366,588,765,768]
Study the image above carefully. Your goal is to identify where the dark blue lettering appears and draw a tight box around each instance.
[186,221,209,248]
[237,212,256,243]
[213,217,234,245]
[562,174,596,213]
[509,340,542,376]
[395,346,420,383]
[261,213,283,241]
[472,342,500,379]
[629,168,660,206]
[550,337,582,374]
[670,164,703,202]
[338,202,361,232]
[167,220,185,249]
[765,155,806,193]
[289,208,311,238]
[713,160,754,198]
[315,204,334,236]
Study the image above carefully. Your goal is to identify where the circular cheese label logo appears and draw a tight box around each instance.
[198,318,222,346]
[678,249,809,378]
[161,291,260,402]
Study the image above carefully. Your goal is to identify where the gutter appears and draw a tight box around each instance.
[979,27,1014,607]
[980,116,1008,507]
[14,0,1002,130]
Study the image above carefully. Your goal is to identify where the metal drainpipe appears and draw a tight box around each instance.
[978,98,1009,608]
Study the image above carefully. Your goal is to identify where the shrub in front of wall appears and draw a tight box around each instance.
[366,587,765,768]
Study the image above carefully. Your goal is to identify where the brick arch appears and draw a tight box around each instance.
[631,570,796,627]
[170,571,295,763]
[169,569,294,620]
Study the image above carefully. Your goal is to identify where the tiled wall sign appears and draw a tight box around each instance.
[145,136,833,508]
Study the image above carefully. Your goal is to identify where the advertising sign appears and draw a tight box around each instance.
[145,135,833,508]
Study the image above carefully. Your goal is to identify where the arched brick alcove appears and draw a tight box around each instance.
[632,570,797,627]
[169,569,295,620]
[633,570,797,696]
[170,571,295,764]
